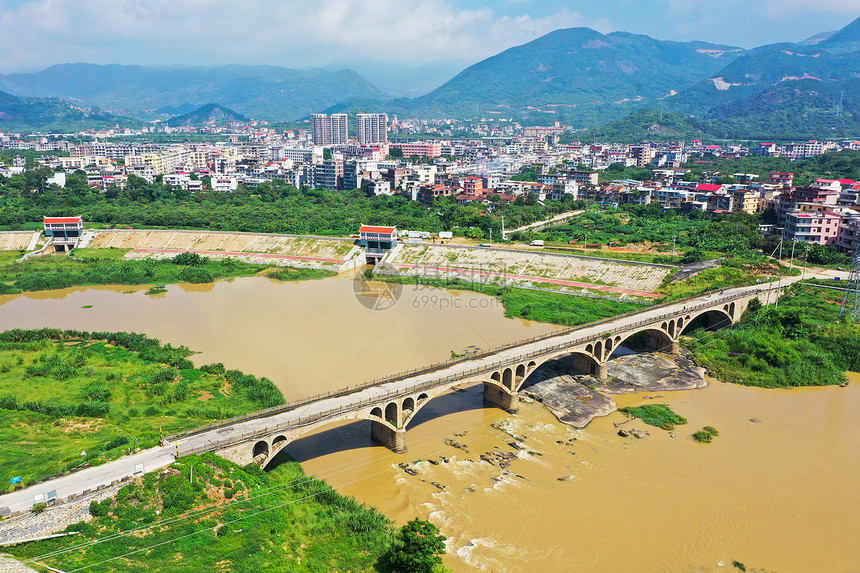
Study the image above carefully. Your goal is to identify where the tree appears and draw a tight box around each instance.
[378,519,446,573]
[323,148,333,160]
[23,164,52,193]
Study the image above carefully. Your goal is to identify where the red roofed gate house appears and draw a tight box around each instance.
[43,216,83,251]
[359,225,397,263]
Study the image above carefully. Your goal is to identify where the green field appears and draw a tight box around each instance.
[6,452,401,572]
[0,329,284,488]
[0,251,270,294]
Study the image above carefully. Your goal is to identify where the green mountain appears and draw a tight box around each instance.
[166,103,248,127]
[570,109,715,143]
[0,90,142,132]
[816,16,860,54]
[0,64,386,122]
[665,17,860,117]
[384,28,744,125]
[704,78,860,139]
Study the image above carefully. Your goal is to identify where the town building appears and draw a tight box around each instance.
[311,114,348,146]
[356,113,388,145]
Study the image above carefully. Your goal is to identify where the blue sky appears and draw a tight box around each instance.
[0,0,856,73]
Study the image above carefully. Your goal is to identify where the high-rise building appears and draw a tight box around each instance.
[356,113,388,145]
[311,113,348,146]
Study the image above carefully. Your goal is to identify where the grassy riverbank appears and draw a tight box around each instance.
[0,329,284,488]
[267,266,337,282]
[0,251,269,294]
[687,283,860,388]
[372,274,644,326]
[6,452,398,572]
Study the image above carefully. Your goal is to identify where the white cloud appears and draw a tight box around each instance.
[0,0,592,72]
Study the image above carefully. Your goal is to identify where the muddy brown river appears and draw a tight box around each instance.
[1,274,858,572]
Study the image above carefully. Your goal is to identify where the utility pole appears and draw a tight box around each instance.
[501,215,505,241]
[775,237,784,311]
[802,244,810,280]
[838,240,860,322]
[672,235,676,258]
[584,232,588,255]
[789,239,796,271]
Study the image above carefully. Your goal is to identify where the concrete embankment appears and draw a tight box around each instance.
[84,229,362,272]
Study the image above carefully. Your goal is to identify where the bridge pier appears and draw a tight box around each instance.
[669,339,680,355]
[371,421,407,452]
[597,361,608,381]
[483,384,519,413]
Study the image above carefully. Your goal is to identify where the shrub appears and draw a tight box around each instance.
[692,427,719,443]
[89,498,111,517]
[178,267,214,284]
[199,363,226,375]
[31,502,47,514]
[171,252,207,267]
[378,518,446,573]
[81,384,112,402]
[104,437,130,451]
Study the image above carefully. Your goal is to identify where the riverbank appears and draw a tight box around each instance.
[3,452,400,572]
[688,282,860,387]
[0,329,284,488]
[0,250,273,294]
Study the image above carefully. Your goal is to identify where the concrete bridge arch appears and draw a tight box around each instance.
[199,288,776,469]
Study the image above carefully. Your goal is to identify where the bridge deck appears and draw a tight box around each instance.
[175,281,784,456]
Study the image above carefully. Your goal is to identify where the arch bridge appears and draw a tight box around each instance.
[174,284,781,468]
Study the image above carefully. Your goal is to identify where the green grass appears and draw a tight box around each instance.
[693,426,720,443]
[618,404,687,430]
[0,329,285,488]
[0,252,269,293]
[657,256,798,301]
[0,250,25,265]
[71,247,133,260]
[686,283,860,388]
[6,452,397,572]
[374,274,643,326]
[267,267,337,282]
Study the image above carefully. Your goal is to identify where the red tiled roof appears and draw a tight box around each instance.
[359,225,396,234]
[43,216,82,224]
[696,183,723,192]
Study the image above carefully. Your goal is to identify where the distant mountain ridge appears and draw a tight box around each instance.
[0,90,141,131]
[165,103,248,127]
[0,64,386,122]
[657,16,860,138]
[2,16,859,139]
[359,27,745,126]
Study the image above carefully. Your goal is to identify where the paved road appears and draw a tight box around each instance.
[0,278,799,516]
[0,447,176,516]
[509,210,583,233]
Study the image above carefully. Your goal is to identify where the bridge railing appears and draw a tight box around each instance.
[168,287,767,445]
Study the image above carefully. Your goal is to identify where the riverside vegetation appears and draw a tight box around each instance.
[0,249,334,295]
[368,274,644,326]
[6,451,447,572]
[687,283,860,388]
[0,329,284,488]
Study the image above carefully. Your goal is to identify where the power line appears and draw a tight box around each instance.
[28,298,782,569]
